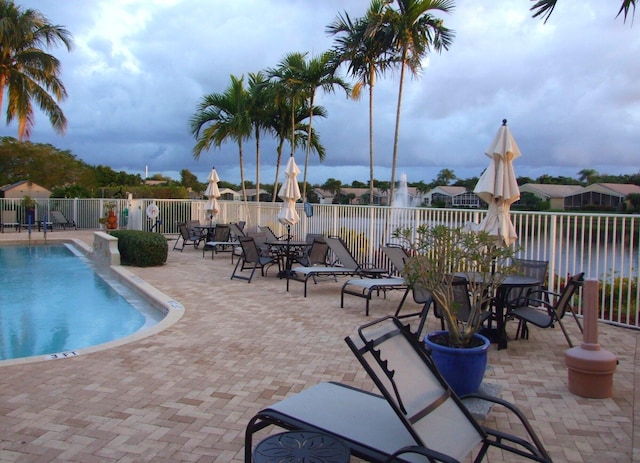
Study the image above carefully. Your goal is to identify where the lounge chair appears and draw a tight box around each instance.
[202,224,233,259]
[245,316,552,463]
[50,210,76,230]
[230,236,280,283]
[340,244,416,316]
[1,210,20,233]
[507,272,585,347]
[172,222,202,251]
[288,236,387,297]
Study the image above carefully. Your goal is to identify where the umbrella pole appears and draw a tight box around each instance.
[286,224,291,292]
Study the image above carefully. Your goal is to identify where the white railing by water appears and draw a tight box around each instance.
[2,198,637,329]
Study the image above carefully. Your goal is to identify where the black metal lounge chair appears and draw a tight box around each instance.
[288,236,386,297]
[230,236,279,283]
[507,272,585,347]
[50,210,77,230]
[172,222,202,251]
[245,316,552,463]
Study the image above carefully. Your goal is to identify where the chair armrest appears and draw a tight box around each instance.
[460,392,551,461]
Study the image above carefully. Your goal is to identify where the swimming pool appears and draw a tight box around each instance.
[0,243,167,361]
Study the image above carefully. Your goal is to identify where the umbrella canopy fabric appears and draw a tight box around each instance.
[204,167,221,214]
[277,156,301,227]
[473,120,521,246]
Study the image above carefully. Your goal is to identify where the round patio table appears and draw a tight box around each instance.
[253,431,350,463]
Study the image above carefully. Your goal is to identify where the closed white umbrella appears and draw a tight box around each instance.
[277,156,301,228]
[204,167,221,223]
[473,119,521,246]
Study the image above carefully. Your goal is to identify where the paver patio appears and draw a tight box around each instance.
[0,230,638,462]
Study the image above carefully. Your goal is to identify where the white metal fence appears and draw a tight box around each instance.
[2,198,638,329]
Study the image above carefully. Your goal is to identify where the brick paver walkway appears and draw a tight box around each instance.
[0,230,638,462]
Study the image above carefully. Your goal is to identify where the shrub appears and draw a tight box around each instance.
[110,230,168,267]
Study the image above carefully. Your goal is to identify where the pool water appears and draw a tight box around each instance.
[0,244,163,361]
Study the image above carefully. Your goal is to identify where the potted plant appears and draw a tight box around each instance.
[393,224,516,395]
[21,195,37,225]
[103,200,118,230]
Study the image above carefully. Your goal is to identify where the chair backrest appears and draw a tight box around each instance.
[238,236,261,264]
[325,236,359,270]
[306,237,329,266]
[305,233,324,244]
[259,226,279,242]
[213,224,230,242]
[382,245,410,275]
[229,222,245,239]
[1,210,17,224]
[553,273,585,319]
[345,317,485,460]
[51,210,68,223]
[433,276,474,323]
[514,258,549,283]
[178,223,191,241]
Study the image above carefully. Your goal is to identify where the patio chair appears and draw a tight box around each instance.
[292,235,328,267]
[1,210,20,232]
[288,236,386,297]
[172,222,202,251]
[230,236,280,283]
[202,224,233,259]
[432,276,493,331]
[245,316,552,463]
[340,244,409,315]
[50,210,76,230]
[507,272,585,347]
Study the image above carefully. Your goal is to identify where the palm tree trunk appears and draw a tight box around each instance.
[390,49,408,207]
[273,140,284,202]
[302,91,316,202]
[368,68,375,206]
[255,126,260,204]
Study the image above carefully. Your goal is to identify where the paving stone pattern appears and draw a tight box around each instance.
[0,230,638,462]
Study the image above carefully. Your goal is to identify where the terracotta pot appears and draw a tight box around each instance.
[106,210,118,229]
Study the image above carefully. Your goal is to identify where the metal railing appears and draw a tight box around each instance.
[2,198,637,329]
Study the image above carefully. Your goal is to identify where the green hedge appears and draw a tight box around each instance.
[110,230,168,267]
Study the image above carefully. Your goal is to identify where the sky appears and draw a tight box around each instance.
[3,0,640,187]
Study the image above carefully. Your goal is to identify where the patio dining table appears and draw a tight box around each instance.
[266,240,311,290]
[458,272,542,350]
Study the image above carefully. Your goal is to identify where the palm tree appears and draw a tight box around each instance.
[327,1,395,205]
[190,74,252,203]
[263,81,327,201]
[0,0,73,140]
[373,0,454,205]
[531,0,636,23]
[296,51,350,202]
[435,168,456,186]
[577,168,598,185]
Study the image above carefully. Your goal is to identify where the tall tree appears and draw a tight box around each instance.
[190,74,252,203]
[577,168,598,185]
[297,51,350,201]
[531,0,636,23]
[327,0,395,205]
[373,0,454,205]
[0,0,73,140]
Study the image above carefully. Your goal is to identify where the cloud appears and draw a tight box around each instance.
[4,0,639,187]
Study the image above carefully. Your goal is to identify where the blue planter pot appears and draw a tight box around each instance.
[424,331,490,397]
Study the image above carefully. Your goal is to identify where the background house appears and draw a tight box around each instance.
[0,180,51,199]
[564,183,640,211]
[427,186,480,208]
[519,183,585,211]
